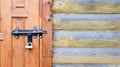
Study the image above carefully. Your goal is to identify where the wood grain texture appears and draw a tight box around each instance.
[40,0,52,67]
[12,18,25,67]
[40,57,52,67]
[1,0,12,67]
[53,31,120,48]
[42,0,52,58]
[25,0,40,67]
[53,48,120,57]
[53,55,120,64]
[0,33,4,41]
[53,64,120,67]
[53,14,120,30]
[53,48,120,64]
[52,0,120,14]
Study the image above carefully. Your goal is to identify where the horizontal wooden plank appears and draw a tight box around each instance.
[53,48,120,64]
[53,48,120,56]
[53,64,120,67]
[53,14,120,30]
[53,55,120,64]
[0,33,4,41]
[52,0,120,13]
[53,31,120,48]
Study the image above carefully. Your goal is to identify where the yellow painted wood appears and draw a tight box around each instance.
[52,0,120,14]
[53,39,120,48]
[53,55,120,64]
[53,64,120,67]
[53,20,120,30]
[53,14,120,30]
[53,31,120,48]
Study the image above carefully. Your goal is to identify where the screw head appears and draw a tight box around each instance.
[33,36,37,39]
[15,27,19,31]
[15,36,19,39]
[40,36,43,39]
[33,26,37,30]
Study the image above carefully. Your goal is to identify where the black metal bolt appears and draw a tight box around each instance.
[33,26,37,39]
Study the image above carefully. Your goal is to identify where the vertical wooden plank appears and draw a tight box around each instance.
[25,0,40,67]
[40,40,52,67]
[12,18,25,67]
[1,0,12,67]
[40,0,52,67]
[39,0,43,66]
[0,0,1,66]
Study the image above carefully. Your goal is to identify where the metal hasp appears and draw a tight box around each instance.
[12,26,47,50]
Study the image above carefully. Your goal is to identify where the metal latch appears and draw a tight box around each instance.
[12,26,47,50]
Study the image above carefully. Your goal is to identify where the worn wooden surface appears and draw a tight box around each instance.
[53,56,120,64]
[53,48,120,56]
[52,0,120,66]
[52,0,120,14]
[53,31,120,48]
[40,0,52,67]
[53,14,120,30]
[53,48,120,64]
[53,64,120,67]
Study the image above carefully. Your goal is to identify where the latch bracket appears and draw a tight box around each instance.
[12,26,47,49]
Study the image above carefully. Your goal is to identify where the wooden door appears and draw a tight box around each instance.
[0,0,52,67]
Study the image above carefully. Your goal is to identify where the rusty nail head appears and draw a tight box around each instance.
[48,1,51,4]
[47,17,52,22]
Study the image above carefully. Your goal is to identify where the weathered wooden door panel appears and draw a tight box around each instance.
[0,0,52,67]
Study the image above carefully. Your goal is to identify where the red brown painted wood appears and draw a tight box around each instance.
[40,0,52,67]
[0,0,52,67]
[24,0,40,67]
[1,0,12,67]
[12,18,25,67]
